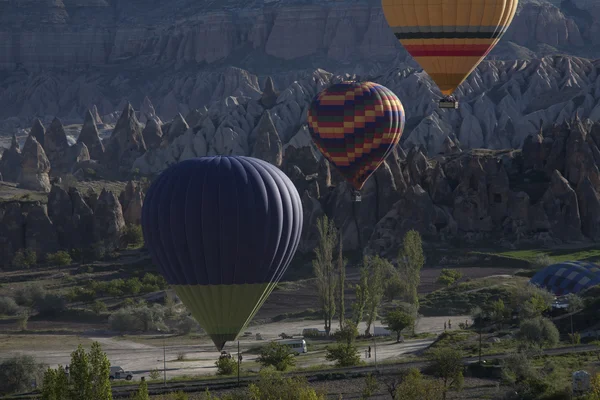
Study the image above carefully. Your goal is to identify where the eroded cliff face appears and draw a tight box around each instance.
[0,0,596,70]
[0,0,597,131]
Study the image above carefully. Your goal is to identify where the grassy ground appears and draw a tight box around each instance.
[419,275,529,316]
[477,245,600,265]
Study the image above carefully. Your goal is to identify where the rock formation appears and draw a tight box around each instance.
[103,103,147,173]
[30,119,45,148]
[44,117,70,169]
[119,181,144,225]
[251,111,282,166]
[0,135,22,182]
[78,109,105,160]
[142,117,163,150]
[93,189,126,250]
[25,205,59,257]
[17,135,51,192]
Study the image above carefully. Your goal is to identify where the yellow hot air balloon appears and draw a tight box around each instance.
[382,0,518,108]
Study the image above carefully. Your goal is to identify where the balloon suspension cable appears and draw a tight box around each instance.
[351,195,363,250]
[373,174,380,223]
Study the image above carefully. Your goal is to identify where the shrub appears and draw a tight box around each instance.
[149,368,161,380]
[108,305,166,332]
[105,279,125,297]
[177,316,196,334]
[14,284,46,307]
[176,352,186,361]
[256,342,296,371]
[532,254,553,269]
[46,251,72,267]
[35,294,67,317]
[91,301,107,315]
[518,317,560,348]
[325,343,361,367]
[215,357,238,376]
[0,296,20,316]
[123,224,144,248]
[141,284,160,294]
[12,249,37,269]
[141,273,167,290]
[0,355,46,394]
[123,278,142,295]
[437,269,463,286]
[17,311,29,331]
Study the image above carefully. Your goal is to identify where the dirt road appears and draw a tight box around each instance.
[2,315,470,380]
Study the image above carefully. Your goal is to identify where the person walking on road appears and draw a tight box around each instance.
[368,346,372,358]
[448,319,452,329]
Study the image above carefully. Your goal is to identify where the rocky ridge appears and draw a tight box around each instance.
[3,99,600,262]
[0,0,598,133]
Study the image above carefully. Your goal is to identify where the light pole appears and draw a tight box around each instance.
[157,328,167,386]
[237,341,241,387]
[373,338,378,372]
[163,336,167,387]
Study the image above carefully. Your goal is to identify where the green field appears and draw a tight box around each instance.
[475,245,600,266]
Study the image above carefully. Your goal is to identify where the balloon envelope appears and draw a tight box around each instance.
[141,156,303,350]
[307,81,405,191]
[382,0,518,95]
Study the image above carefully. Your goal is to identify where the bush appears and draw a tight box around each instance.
[105,279,125,297]
[17,311,29,331]
[532,254,553,269]
[11,249,37,269]
[518,317,559,348]
[123,278,142,295]
[46,251,72,267]
[176,352,186,361]
[256,342,296,371]
[215,357,238,376]
[149,368,161,380]
[35,294,67,317]
[437,269,463,286]
[141,273,167,290]
[248,368,325,400]
[91,300,107,315]
[0,355,46,394]
[108,305,166,332]
[14,284,46,307]
[177,316,196,334]
[325,343,361,367]
[123,224,144,248]
[0,296,20,316]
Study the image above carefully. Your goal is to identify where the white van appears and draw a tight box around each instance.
[275,339,308,355]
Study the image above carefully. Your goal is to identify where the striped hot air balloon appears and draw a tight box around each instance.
[141,156,303,351]
[307,81,405,195]
[382,0,518,107]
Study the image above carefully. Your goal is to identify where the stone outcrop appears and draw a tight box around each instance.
[17,135,51,192]
[251,111,282,166]
[30,119,45,148]
[44,117,70,170]
[25,205,59,257]
[93,188,126,250]
[0,135,22,182]
[119,181,144,225]
[77,109,105,160]
[103,103,147,173]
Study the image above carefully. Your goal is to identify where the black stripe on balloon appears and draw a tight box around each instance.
[394,31,502,39]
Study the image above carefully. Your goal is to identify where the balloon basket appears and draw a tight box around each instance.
[439,100,459,109]
[352,191,362,202]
